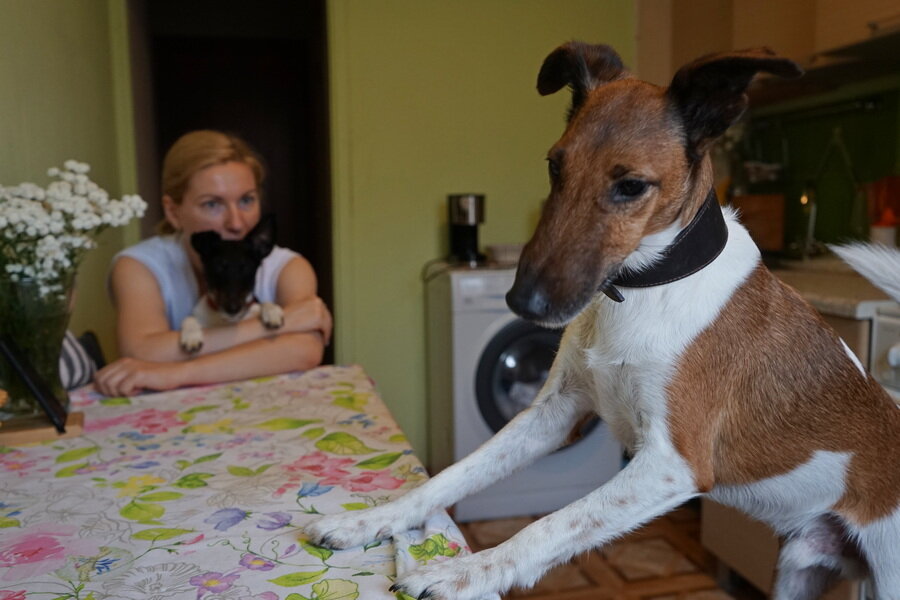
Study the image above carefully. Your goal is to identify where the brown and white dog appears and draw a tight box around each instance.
[306,43,900,600]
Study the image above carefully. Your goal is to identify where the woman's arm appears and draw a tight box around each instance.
[94,331,323,396]
[96,255,332,396]
[111,256,330,362]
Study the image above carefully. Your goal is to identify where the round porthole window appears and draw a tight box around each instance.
[474,318,598,446]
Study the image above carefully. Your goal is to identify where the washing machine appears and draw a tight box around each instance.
[425,264,621,522]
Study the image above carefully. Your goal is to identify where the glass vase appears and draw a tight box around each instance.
[0,275,73,421]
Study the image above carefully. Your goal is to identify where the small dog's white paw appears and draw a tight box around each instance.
[260,302,284,330]
[305,502,419,550]
[391,555,502,600]
[180,316,203,354]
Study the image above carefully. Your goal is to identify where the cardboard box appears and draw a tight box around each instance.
[700,499,861,600]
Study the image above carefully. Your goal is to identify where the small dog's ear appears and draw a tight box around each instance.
[247,214,277,260]
[191,230,222,258]
[537,41,626,120]
[667,48,802,161]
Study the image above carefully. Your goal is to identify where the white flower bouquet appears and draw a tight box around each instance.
[0,161,146,418]
[0,160,147,298]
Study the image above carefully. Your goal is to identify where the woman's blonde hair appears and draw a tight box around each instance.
[158,130,266,234]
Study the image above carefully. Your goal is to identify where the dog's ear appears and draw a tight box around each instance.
[191,230,222,258]
[537,41,627,120]
[247,214,276,260]
[667,47,802,161]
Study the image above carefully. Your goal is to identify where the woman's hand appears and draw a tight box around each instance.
[283,296,333,345]
[94,357,186,397]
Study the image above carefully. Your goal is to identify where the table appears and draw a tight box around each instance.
[0,365,473,599]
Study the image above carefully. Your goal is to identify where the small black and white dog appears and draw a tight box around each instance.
[180,214,284,354]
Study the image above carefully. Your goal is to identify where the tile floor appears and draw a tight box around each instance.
[457,501,766,600]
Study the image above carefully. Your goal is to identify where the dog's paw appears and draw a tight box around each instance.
[260,302,284,330]
[304,505,409,550]
[179,316,203,354]
[390,555,502,600]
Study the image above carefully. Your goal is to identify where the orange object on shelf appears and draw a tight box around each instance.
[866,176,900,225]
[875,206,898,227]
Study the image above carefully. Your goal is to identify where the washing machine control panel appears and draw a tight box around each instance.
[451,269,515,312]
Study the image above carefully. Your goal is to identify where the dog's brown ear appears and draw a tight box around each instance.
[537,42,626,120]
[667,47,802,161]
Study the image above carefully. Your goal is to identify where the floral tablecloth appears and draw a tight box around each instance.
[0,365,472,600]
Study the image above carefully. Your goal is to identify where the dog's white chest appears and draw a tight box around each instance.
[191,297,260,327]
[578,298,685,452]
[574,217,762,452]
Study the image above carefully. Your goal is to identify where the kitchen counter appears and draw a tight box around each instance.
[770,256,895,319]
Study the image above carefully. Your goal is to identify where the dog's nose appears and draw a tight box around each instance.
[506,282,552,321]
[224,301,244,316]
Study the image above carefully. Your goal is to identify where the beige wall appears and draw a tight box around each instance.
[328,0,636,455]
[0,0,139,359]
[638,0,899,86]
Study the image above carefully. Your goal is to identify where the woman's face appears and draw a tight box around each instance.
[163,161,261,241]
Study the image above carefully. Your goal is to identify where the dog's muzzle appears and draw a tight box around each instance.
[505,283,553,322]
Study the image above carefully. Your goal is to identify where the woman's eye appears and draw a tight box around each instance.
[202,200,221,211]
[612,179,648,202]
[239,194,257,207]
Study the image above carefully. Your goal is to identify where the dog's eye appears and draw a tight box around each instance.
[547,159,560,181]
[612,179,648,202]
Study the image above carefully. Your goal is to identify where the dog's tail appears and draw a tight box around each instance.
[830,242,900,303]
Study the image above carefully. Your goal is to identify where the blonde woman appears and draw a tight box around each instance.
[94,130,331,396]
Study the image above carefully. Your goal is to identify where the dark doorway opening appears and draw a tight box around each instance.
[131,0,333,360]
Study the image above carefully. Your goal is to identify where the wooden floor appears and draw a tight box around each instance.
[457,502,766,600]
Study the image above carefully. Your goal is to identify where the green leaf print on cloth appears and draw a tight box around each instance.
[407,533,462,565]
[315,432,379,455]
[1,366,490,599]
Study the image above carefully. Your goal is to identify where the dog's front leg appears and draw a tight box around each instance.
[392,444,699,600]
[259,302,283,329]
[180,316,204,354]
[304,383,590,550]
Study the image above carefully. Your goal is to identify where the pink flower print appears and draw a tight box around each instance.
[182,534,205,545]
[0,451,37,476]
[130,408,185,434]
[0,592,26,600]
[344,469,404,492]
[0,524,99,582]
[190,571,240,597]
[84,412,134,433]
[283,451,354,485]
[84,408,185,434]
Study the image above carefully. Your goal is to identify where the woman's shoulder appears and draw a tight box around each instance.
[255,246,305,303]
[265,245,301,266]
[118,235,181,259]
[116,235,188,270]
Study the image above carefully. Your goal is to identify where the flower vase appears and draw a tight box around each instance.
[0,275,73,420]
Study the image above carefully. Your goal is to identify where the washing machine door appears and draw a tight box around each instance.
[474,318,597,441]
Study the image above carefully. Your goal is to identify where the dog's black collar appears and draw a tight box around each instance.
[600,188,728,302]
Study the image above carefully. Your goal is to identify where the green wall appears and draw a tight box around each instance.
[0,0,139,358]
[327,0,636,456]
[0,0,634,460]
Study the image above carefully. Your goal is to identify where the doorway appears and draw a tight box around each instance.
[129,0,333,359]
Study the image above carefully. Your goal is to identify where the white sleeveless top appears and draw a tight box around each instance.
[113,235,299,330]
